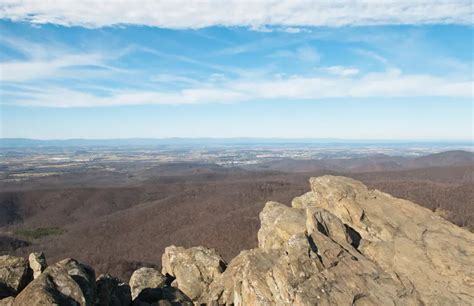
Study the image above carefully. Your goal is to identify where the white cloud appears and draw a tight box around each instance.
[323,66,360,77]
[0,54,110,81]
[0,0,472,28]
[0,35,130,82]
[270,47,321,63]
[352,48,390,66]
[150,74,201,85]
[296,47,321,63]
[2,69,472,107]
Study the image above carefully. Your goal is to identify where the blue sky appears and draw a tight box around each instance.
[0,1,472,140]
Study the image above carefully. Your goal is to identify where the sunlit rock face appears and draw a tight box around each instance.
[201,176,474,305]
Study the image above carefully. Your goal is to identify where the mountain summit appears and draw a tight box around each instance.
[1,176,473,305]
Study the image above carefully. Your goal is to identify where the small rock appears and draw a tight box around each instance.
[306,207,352,246]
[129,267,166,301]
[291,191,318,209]
[160,287,193,305]
[95,274,131,306]
[28,252,47,279]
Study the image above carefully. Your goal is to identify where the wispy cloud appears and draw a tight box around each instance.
[0,35,129,82]
[352,48,390,66]
[0,53,112,81]
[1,1,472,28]
[2,68,471,107]
[150,74,202,85]
[269,47,321,63]
[322,66,360,77]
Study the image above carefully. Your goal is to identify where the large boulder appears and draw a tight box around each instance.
[257,201,306,251]
[13,258,95,306]
[161,246,225,302]
[13,263,86,305]
[129,267,166,302]
[55,258,95,306]
[95,274,131,306]
[309,175,474,305]
[0,255,32,298]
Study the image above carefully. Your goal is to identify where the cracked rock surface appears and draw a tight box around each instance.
[198,175,474,305]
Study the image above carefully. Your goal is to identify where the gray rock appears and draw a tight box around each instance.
[205,230,420,305]
[306,207,352,246]
[257,201,306,251]
[13,263,86,305]
[159,287,193,305]
[291,191,318,209]
[309,175,474,305]
[28,252,47,279]
[55,258,96,306]
[161,246,225,302]
[95,274,131,306]
[129,267,166,301]
[0,297,14,306]
[0,255,32,298]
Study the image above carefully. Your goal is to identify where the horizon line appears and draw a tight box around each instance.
[1,137,473,142]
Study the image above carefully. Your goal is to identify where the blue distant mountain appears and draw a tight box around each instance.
[0,138,472,148]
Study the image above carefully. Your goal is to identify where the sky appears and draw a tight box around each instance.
[0,1,473,140]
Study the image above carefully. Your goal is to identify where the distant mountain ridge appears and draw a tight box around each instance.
[246,150,474,173]
[1,138,472,148]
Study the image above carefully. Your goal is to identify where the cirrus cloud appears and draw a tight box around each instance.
[2,69,472,108]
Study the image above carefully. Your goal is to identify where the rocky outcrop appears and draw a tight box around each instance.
[201,175,473,305]
[3,257,190,305]
[203,207,421,305]
[308,175,474,305]
[1,175,473,305]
